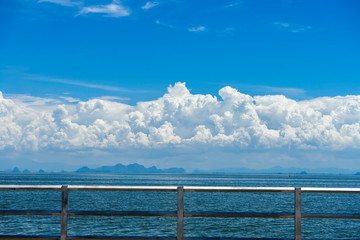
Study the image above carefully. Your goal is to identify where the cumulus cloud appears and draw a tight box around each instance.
[188,26,206,32]
[141,1,159,10]
[77,0,130,17]
[1,83,360,152]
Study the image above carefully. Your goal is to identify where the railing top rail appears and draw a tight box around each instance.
[68,185,178,191]
[183,186,295,192]
[0,185,62,190]
[301,187,360,193]
[0,185,360,193]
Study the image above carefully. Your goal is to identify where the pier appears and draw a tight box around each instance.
[0,185,360,240]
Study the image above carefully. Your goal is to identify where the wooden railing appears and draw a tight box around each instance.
[0,185,360,240]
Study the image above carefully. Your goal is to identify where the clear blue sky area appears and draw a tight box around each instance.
[1,0,359,103]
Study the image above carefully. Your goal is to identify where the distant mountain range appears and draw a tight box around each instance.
[204,166,360,175]
[75,163,186,174]
[2,164,360,175]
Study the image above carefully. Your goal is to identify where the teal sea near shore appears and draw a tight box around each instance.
[0,173,360,239]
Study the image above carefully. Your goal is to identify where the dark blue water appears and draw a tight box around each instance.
[0,173,359,239]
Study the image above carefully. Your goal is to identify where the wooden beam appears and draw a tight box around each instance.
[61,185,69,240]
[183,186,295,193]
[67,186,178,192]
[294,187,301,240]
[177,186,184,240]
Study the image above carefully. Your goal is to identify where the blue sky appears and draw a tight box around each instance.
[1,0,360,171]
[1,0,360,102]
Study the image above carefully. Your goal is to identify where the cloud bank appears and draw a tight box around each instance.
[1,82,360,153]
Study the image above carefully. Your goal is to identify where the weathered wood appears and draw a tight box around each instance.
[67,237,177,240]
[184,186,295,193]
[177,186,184,240]
[301,187,360,193]
[68,210,177,217]
[0,237,58,240]
[67,185,178,192]
[66,237,288,240]
[0,210,60,216]
[2,185,360,193]
[2,184,360,240]
[0,237,177,240]
[0,185,62,191]
[184,211,294,218]
[61,185,69,240]
[302,213,360,219]
[294,187,301,240]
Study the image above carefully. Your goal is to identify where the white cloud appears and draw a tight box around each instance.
[274,22,311,33]
[23,74,133,93]
[2,83,360,154]
[261,86,307,97]
[60,96,80,103]
[222,27,234,33]
[96,96,130,102]
[141,1,159,10]
[188,26,206,32]
[38,0,82,7]
[155,20,174,28]
[77,0,130,17]
[223,1,243,8]
[274,22,290,28]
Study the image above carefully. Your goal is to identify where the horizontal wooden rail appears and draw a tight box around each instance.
[3,209,359,219]
[301,187,360,193]
[184,212,294,218]
[1,185,360,240]
[184,186,295,193]
[68,210,177,217]
[2,185,360,193]
[0,185,62,191]
[0,210,60,216]
[0,236,305,240]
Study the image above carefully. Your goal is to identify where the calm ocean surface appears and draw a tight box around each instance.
[0,173,360,239]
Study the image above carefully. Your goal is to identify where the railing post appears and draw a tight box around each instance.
[295,187,302,240]
[61,185,69,240]
[177,186,184,240]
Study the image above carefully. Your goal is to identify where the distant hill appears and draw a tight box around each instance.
[75,163,186,174]
[209,166,360,175]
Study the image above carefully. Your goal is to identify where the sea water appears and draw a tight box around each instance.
[0,173,359,238]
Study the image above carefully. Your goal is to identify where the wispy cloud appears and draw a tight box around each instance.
[96,96,130,102]
[274,22,311,33]
[223,1,242,9]
[244,84,307,98]
[5,93,63,106]
[188,26,206,32]
[221,27,234,34]
[23,74,132,93]
[206,1,242,13]
[77,0,130,17]
[155,20,173,28]
[38,0,82,7]
[59,96,80,103]
[260,86,307,97]
[141,1,159,10]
